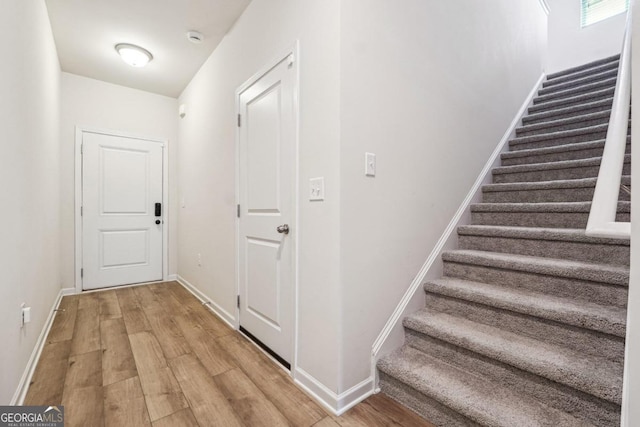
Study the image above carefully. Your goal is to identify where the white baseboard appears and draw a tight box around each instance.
[166,274,178,281]
[176,275,236,329]
[294,368,374,416]
[10,287,74,405]
[369,73,546,383]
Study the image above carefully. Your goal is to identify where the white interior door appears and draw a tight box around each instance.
[238,54,296,368]
[82,132,164,290]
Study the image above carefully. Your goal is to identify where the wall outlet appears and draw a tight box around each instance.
[309,177,325,201]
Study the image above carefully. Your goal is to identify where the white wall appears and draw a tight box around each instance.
[60,73,179,287]
[178,0,548,404]
[338,0,548,391]
[547,0,627,73]
[177,0,342,392]
[0,0,61,404]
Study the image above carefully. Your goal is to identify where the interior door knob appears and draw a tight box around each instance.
[276,224,289,234]
[155,220,161,225]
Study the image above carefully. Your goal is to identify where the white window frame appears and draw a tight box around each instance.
[581,0,630,27]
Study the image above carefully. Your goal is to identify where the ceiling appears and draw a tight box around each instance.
[45,0,251,98]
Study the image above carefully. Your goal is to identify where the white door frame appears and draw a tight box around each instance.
[74,126,170,293]
[235,41,300,375]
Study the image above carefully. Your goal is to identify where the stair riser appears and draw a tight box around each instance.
[471,211,630,228]
[423,292,624,356]
[509,130,609,151]
[533,80,616,105]
[405,315,623,405]
[482,186,630,203]
[378,373,479,427]
[500,136,631,166]
[545,60,618,84]
[515,115,610,137]
[404,331,621,427]
[456,235,627,267]
[443,260,628,307]
[503,146,603,165]
[540,70,618,94]
[528,88,615,114]
[501,142,631,166]
[523,101,613,125]
[494,162,631,184]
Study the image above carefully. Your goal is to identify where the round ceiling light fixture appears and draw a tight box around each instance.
[186,31,204,44]
[115,43,153,67]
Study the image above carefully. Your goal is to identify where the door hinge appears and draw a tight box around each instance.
[80,206,83,216]
[80,268,83,278]
[237,114,241,127]
[80,144,83,154]
[237,295,240,308]
[237,204,240,218]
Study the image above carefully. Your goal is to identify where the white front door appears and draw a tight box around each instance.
[238,54,296,368]
[82,132,164,290]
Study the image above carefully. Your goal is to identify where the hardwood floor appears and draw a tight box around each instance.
[24,282,434,427]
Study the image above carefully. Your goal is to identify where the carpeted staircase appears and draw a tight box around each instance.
[377,54,631,426]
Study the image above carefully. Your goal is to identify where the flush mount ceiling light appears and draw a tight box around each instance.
[186,31,204,44]
[115,43,153,67]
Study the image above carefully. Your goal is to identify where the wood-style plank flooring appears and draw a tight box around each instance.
[25,282,434,427]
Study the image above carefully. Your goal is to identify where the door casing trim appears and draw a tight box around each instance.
[74,126,170,293]
[234,41,300,378]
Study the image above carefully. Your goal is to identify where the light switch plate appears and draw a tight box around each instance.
[309,177,325,201]
[365,152,376,176]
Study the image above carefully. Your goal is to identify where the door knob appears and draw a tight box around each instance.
[276,224,289,234]
[155,220,161,225]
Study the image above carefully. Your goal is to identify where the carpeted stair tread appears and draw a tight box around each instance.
[484,176,630,193]
[493,154,630,177]
[403,310,623,404]
[442,248,628,286]
[539,68,618,94]
[470,201,630,228]
[502,138,630,163]
[524,97,614,125]
[493,159,630,185]
[546,54,619,80]
[457,224,630,246]
[425,275,626,337]
[481,175,631,203]
[378,346,590,427]
[533,77,616,105]
[442,249,629,307]
[544,61,618,88]
[528,86,615,114]
[515,110,612,137]
[471,201,630,213]
[509,122,629,149]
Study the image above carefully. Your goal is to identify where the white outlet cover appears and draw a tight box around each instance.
[309,177,325,201]
[365,152,376,176]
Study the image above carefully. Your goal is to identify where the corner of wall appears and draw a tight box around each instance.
[176,275,237,329]
[294,367,374,416]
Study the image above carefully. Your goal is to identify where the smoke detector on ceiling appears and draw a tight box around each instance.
[186,31,204,44]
